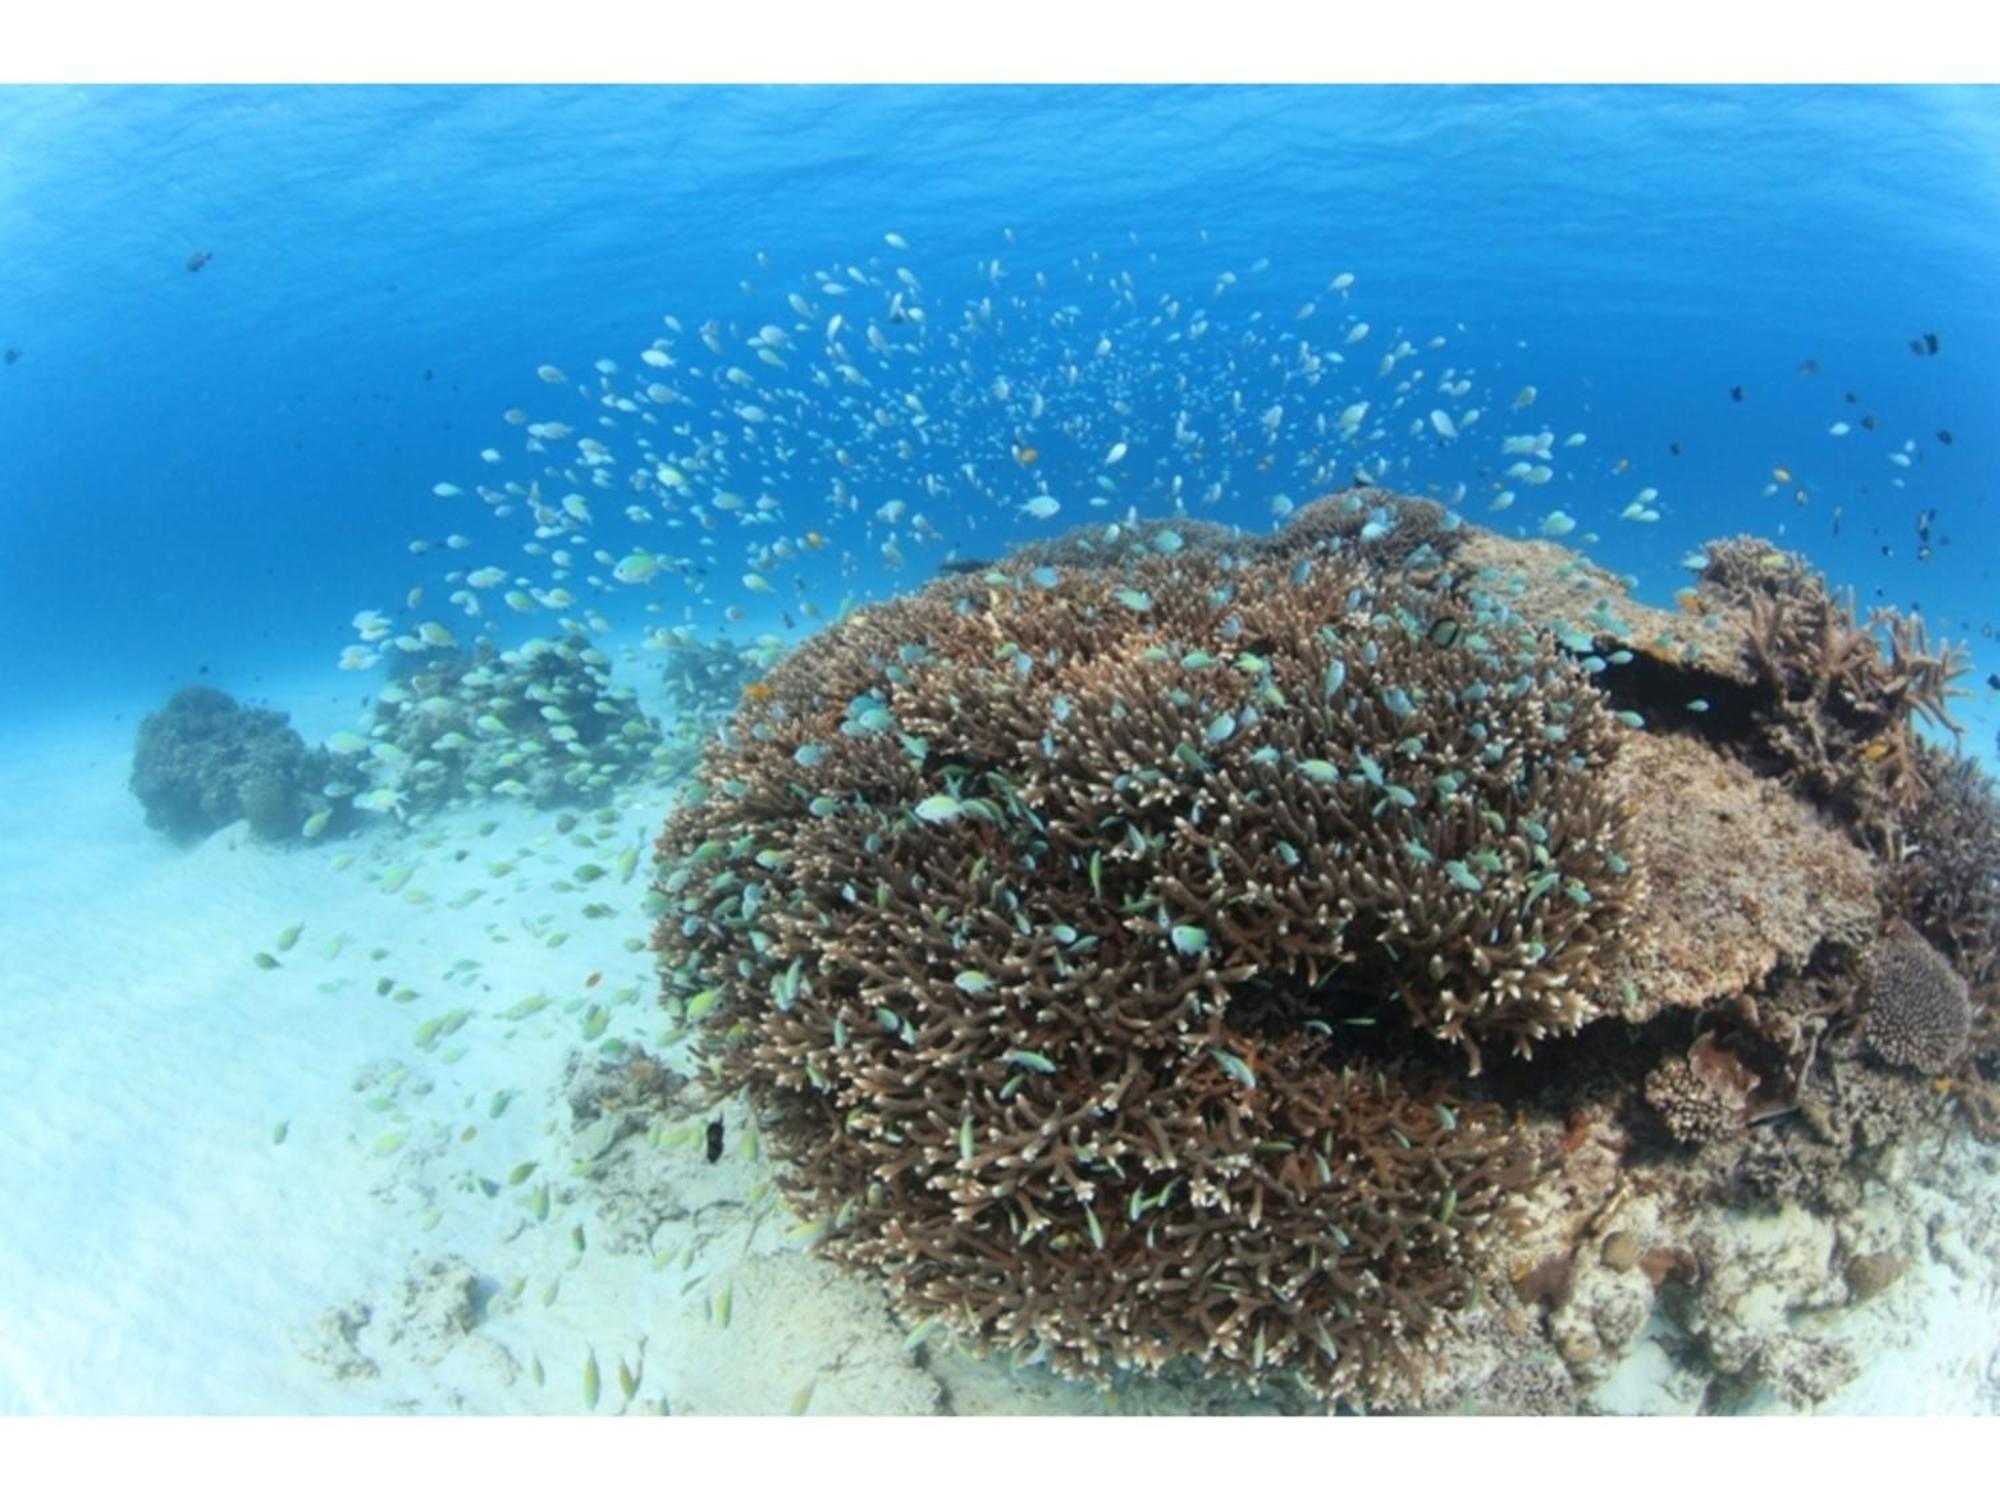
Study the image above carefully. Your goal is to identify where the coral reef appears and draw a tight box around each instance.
[1251,488,1460,570]
[1859,925,1971,1075]
[130,685,337,842]
[655,630,767,719]
[1698,535,1969,848]
[361,628,665,812]
[1644,1035,1762,1145]
[1605,733,1877,1025]
[652,530,1652,1405]
[641,486,2000,1413]
[1889,747,2000,1079]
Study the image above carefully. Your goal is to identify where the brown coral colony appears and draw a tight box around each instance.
[648,489,2000,1408]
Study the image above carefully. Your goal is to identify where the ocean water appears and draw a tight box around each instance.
[1,83,1998,1417]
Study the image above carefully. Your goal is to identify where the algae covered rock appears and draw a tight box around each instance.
[129,685,334,842]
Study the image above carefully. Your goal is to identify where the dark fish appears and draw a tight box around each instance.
[705,1117,724,1164]
[1729,385,1744,403]
[1844,391,1858,403]
[1796,358,1820,376]
[1938,429,1953,445]
[1668,441,1682,457]
[2,347,18,365]
[936,557,995,576]
[1910,337,1926,355]
[185,249,213,273]
[1861,414,1877,431]
[1986,673,1999,690]
[1925,332,1940,355]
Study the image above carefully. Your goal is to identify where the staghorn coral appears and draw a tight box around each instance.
[1698,535,1969,847]
[652,544,1645,1404]
[130,685,336,842]
[1860,923,1971,1075]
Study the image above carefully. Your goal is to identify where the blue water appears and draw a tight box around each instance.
[2,84,1998,746]
[5,84,2000,1421]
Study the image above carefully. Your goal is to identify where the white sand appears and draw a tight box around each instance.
[0,688,932,1414]
[1,687,1995,1416]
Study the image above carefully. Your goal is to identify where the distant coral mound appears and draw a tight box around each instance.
[130,685,334,842]
[362,628,665,813]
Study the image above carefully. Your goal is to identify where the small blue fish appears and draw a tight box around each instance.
[1001,1048,1056,1074]
[1211,1049,1256,1089]
[914,794,964,823]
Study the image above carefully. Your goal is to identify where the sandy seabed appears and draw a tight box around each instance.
[1,682,1997,1418]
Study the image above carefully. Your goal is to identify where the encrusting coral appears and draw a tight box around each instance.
[652,529,1642,1405]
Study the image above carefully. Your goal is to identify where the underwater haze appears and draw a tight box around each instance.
[2,84,2000,1417]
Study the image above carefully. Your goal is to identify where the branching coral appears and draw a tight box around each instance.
[1890,747,2000,996]
[1697,535,1969,847]
[652,542,1639,1404]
